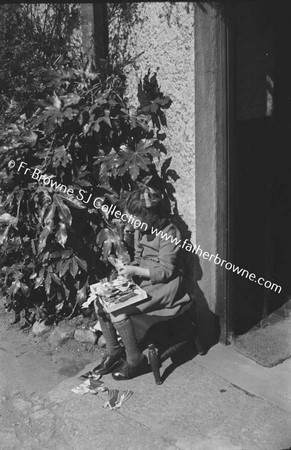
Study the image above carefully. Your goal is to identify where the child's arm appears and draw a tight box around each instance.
[148,224,181,284]
[118,228,150,279]
[118,265,150,279]
[119,224,182,284]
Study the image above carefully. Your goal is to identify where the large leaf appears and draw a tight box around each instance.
[69,257,79,278]
[135,114,150,131]
[92,116,112,133]
[56,222,67,247]
[32,100,65,133]
[62,108,75,120]
[61,93,81,108]
[95,139,159,180]
[54,194,72,226]
[76,282,88,304]
[116,139,159,180]
[63,285,70,301]
[22,131,38,146]
[94,149,118,182]
[20,282,30,297]
[0,213,15,224]
[154,95,172,108]
[51,273,61,285]
[43,69,63,87]
[63,249,73,258]
[51,93,61,110]
[35,268,45,289]
[96,229,110,247]
[58,259,71,277]
[38,225,53,253]
[45,273,51,295]
[43,202,56,227]
[55,191,86,210]
[52,146,72,168]
[75,256,87,272]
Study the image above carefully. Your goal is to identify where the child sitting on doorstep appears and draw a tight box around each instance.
[94,186,192,380]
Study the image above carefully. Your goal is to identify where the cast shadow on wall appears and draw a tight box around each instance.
[107,3,145,69]
[173,212,221,354]
[107,3,195,69]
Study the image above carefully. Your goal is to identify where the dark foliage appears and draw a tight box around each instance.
[0,3,81,125]
[0,53,176,325]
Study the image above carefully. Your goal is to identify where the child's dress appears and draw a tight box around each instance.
[130,219,192,320]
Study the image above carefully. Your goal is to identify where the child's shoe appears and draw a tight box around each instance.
[93,347,126,375]
[111,354,149,380]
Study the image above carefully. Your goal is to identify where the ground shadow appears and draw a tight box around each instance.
[160,342,199,383]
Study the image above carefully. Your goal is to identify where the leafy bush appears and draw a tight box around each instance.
[0,3,81,126]
[0,56,176,325]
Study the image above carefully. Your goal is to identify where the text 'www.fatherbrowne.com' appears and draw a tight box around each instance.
[150,227,282,294]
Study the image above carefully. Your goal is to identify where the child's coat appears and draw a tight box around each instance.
[131,220,191,318]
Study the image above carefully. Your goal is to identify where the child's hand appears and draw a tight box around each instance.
[118,265,137,279]
[115,259,125,271]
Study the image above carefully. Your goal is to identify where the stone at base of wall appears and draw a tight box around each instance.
[32,321,51,336]
[74,329,98,344]
[47,326,75,348]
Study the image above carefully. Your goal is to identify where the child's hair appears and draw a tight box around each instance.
[125,187,168,221]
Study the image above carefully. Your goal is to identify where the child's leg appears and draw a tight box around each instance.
[93,303,125,375]
[97,309,121,357]
[110,312,143,365]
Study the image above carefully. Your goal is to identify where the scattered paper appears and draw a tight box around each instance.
[89,378,107,395]
[79,372,102,381]
[71,379,91,395]
[89,321,102,333]
[81,293,96,309]
[103,389,133,410]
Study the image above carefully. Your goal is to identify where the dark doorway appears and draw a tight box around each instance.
[230,0,291,335]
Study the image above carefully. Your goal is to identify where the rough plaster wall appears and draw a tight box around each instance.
[109,2,196,239]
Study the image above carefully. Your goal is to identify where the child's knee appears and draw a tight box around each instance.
[110,312,128,323]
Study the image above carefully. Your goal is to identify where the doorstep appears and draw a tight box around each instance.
[194,342,291,414]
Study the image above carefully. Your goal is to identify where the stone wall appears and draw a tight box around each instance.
[109,2,196,239]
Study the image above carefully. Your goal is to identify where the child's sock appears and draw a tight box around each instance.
[97,312,121,357]
[114,318,143,365]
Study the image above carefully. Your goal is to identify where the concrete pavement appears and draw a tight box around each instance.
[1,307,290,450]
[46,344,291,450]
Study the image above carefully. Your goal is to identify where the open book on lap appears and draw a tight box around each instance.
[89,275,148,313]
